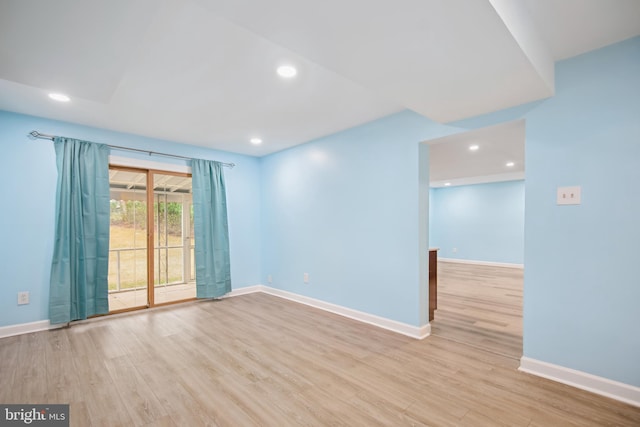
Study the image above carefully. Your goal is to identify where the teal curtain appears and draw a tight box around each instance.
[49,137,111,324]
[192,159,231,298]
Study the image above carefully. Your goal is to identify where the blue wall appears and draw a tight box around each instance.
[260,111,454,326]
[430,180,525,264]
[522,37,640,386]
[0,111,262,327]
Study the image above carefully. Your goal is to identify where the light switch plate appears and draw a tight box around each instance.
[557,186,581,205]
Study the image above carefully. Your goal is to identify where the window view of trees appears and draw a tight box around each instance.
[110,199,146,228]
[109,195,194,290]
[110,200,185,235]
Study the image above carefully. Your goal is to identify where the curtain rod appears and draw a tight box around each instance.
[28,131,235,168]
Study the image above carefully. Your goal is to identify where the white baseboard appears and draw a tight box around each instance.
[0,284,430,341]
[439,257,524,269]
[258,286,430,339]
[0,320,61,339]
[225,285,264,297]
[519,356,640,408]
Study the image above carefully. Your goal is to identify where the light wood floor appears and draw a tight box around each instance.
[1,290,639,425]
[431,261,523,359]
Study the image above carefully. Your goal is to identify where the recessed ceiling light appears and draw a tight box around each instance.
[48,93,70,102]
[444,182,451,186]
[250,138,262,145]
[277,65,297,78]
[469,144,479,151]
[506,161,515,167]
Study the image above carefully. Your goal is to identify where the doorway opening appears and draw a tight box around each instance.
[425,120,525,359]
[108,166,195,313]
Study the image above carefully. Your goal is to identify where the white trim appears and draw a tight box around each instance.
[258,286,430,339]
[439,257,524,269]
[109,155,191,174]
[225,285,264,298]
[0,320,62,339]
[519,357,640,408]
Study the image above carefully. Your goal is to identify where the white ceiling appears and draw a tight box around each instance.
[0,0,638,157]
[428,120,525,188]
[524,0,640,60]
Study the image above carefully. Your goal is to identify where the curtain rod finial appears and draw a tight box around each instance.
[28,131,39,139]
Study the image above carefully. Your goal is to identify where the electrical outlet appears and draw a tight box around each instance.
[557,186,581,205]
[303,273,309,284]
[18,291,29,305]
[452,247,458,253]
[267,275,272,284]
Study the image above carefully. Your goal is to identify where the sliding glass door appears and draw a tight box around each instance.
[153,173,195,305]
[108,168,148,311]
[108,167,195,313]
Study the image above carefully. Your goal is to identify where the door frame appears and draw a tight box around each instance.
[107,164,196,315]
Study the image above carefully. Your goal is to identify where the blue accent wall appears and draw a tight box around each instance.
[521,37,640,386]
[259,111,454,326]
[0,111,262,327]
[430,180,525,264]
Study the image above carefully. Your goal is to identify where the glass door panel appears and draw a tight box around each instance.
[108,169,148,311]
[190,204,195,281]
[153,173,195,304]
